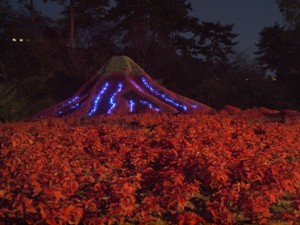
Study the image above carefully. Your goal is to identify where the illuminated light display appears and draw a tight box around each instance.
[12,38,17,42]
[88,82,110,116]
[61,96,79,107]
[130,80,144,92]
[34,56,211,118]
[129,100,135,113]
[107,82,124,114]
[55,102,81,116]
[141,77,188,111]
[140,100,161,112]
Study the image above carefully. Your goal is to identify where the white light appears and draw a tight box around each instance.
[19,39,24,42]
[12,38,17,42]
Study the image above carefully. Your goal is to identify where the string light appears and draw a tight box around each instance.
[141,77,188,112]
[62,96,79,107]
[130,80,144,92]
[107,82,123,114]
[129,100,135,113]
[55,103,81,116]
[140,100,160,112]
[88,82,109,116]
[51,75,201,117]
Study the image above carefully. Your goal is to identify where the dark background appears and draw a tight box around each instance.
[0,0,299,121]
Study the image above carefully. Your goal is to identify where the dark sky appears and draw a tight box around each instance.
[189,0,284,57]
[11,0,284,58]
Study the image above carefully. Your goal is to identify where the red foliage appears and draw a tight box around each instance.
[0,110,299,224]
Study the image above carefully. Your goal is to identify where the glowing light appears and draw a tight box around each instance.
[88,82,109,116]
[54,96,80,116]
[59,96,79,108]
[55,102,81,116]
[140,100,160,112]
[130,80,144,92]
[56,111,63,116]
[19,39,23,42]
[141,77,188,111]
[129,100,135,113]
[69,103,80,110]
[12,38,17,42]
[107,82,123,114]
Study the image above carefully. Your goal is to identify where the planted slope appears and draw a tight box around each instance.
[35,56,211,118]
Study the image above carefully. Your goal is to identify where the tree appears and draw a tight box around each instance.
[18,0,38,39]
[104,0,203,80]
[277,0,300,27]
[255,23,300,81]
[43,0,109,49]
[107,0,198,59]
[191,22,238,65]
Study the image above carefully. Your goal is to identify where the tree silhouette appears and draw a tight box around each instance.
[192,22,238,65]
[256,24,300,81]
[43,0,108,49]
[277,0,300,27]
[107,0,198,62]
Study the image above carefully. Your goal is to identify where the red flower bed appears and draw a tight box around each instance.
[0,110,299,224]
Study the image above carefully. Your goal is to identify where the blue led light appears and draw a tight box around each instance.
[55,102,81,116]
[70,103,80,110]
[141,77,188,112]
[88,82,110,116]
[192,104,199,108]
[107,82,124,114]
[56,111,63,116]
[129,100,135,113]
[61,96,79,107]
[140,100,160,112]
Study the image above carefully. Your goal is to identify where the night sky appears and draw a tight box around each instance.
[11,0,284,58]
[189,0,284,57]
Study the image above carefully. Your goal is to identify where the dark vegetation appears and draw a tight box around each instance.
[0,0,300,121]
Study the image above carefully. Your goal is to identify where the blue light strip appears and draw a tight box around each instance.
[88,82,110,116]
[140,100,161,112]
[55,102,81,116]
[61,96,79,107]
[129,100,135,113]
[141,77,188,111]
[107,82,124,114]
[70,103,81,110]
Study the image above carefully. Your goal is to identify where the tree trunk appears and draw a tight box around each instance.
[30,0,35,39]
[69,0,75,49]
